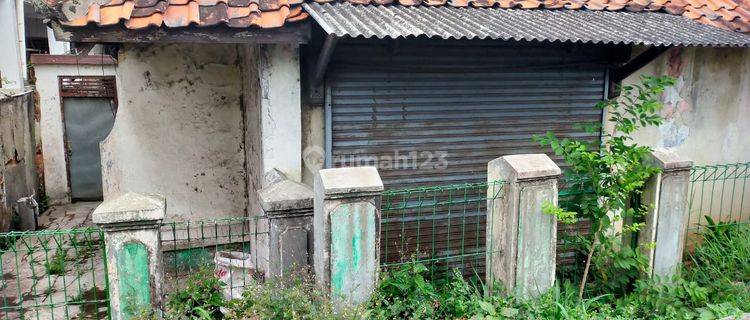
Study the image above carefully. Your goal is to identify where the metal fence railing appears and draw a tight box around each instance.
[0,228,110,320]
[160,216,268,300]
[685,162,750,249]
[379,180,504,281]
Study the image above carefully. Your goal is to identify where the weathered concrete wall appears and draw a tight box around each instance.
[242,43,303,214]
[259,44,302,183]
[612,47,750,164]
[103,44,247,220]
[241,45,264,215]
[0,89,38,231]
[34,63,117,204]
[301,101,324,187]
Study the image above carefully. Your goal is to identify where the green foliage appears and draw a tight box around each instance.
[165,269,226,320]
[535,75,675,296]
[368,263,517,319]
[542,200,577,225]
[224,272,345,320]
[45,246,68,276]
[685,219,750,311]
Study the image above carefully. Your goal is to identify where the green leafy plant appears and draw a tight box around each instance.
[535,75,676,298]
[45,246,68,276]
[165,269,226,320]
[224,271,344,320]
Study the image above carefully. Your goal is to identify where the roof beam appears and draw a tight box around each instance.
[611,46,671,83]
[50,21,311,44]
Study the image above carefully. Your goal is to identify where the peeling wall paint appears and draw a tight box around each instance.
[612,47,750,165]
[103,43,247,221]
[34,63,117,204]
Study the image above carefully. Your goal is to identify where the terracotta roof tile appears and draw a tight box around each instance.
[53,0,749,33]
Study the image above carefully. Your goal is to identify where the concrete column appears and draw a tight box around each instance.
[257,177,314,278]
[259,43,302,182]
[0,0,24,89]
[486,154,561,299]
[639,148,692,279]
[314,167,383,309]
[93,193,166,320]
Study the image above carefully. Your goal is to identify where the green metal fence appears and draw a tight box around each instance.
[685,162,750,249]
[379,180,504,281]
[0,228,110,320]
[555,175,594,269]
[160,216,268,300]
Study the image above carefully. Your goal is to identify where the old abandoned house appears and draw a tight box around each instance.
[27,0,749,223]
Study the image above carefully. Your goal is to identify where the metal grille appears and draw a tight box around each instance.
[0,228,110,320]
[59,76,117,98]
[380,180,503,281]
[685,162,750,250]
[160,216,268,300]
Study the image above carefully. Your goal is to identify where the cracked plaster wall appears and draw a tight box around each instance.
[103,43,247,221]
[611,47,750,165]
[0,90,38,231]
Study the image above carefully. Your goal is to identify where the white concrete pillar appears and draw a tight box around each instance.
[46,28,71,55]
[259,43,302,182]
[486,154,561,299]
[0,0,25,89]
[314,167,383,309]
[93,193,166,320]
[639,148,692,279]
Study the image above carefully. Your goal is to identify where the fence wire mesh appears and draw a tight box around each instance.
[160,216,268,300]
[685,162,750,250]
[0,228,110,320]
[379,180,504,282]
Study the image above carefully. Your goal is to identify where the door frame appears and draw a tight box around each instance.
[58,75,118,201]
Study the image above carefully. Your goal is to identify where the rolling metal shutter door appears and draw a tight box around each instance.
[327,40,609,270]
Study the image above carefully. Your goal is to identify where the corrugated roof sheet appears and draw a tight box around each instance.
[42,0,750,32]
[304,2,750,46]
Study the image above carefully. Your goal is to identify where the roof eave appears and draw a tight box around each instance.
[49,20,312,44]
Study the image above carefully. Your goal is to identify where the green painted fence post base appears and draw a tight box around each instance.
[93,193,166,320]
[313,167,384,311]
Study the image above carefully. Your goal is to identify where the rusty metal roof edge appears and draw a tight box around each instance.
[304,3,750,47]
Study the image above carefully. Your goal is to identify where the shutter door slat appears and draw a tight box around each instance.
[328,40,609,273]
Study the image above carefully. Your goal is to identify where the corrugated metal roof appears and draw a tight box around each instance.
[304,2,750,47]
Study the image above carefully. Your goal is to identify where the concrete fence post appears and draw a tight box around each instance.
[313,166,383,309]
[93,193,166,320]
[257,178,314,278]
[486,154,561,299]
[639,148,693,279]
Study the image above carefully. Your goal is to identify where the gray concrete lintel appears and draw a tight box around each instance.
[92,192,166,226]
[258,179,314,214]
[647,148,694,172]
[315,167,384,198]
[490,154,562,182]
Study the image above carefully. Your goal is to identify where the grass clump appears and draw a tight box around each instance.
[44,247,68,276]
